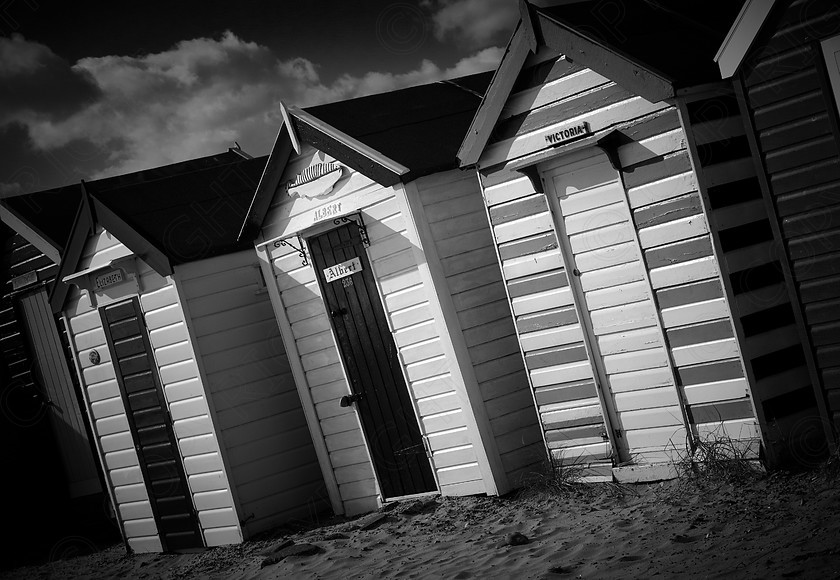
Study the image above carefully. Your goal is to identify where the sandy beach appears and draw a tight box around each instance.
[3,464,839,580]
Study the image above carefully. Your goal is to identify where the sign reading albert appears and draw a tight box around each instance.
[324,256,362,283]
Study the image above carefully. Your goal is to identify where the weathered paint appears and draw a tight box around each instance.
[476,49,758,474]
[678,75,831,465]
[65,227,241,551]
[542,150,687,465]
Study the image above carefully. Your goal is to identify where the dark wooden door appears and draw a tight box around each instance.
[100,297,203,551]
[309,223,436,499]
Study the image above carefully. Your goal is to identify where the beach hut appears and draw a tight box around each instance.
[0,213,115,562]
[710,0,840,457]
[455,1,771,480]
[241,72,545,516]
[1,193,103,501]
[15,150,329,553]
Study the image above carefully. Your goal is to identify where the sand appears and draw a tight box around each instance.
[3,470,838,579]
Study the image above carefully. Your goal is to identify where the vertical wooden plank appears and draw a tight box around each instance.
[255,243,345,515]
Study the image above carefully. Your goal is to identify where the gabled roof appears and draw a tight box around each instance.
[0,149,264,313]
[239,71,492,240]
[457,0,745,167]
[0,149,247,259]
[89,155,266,269]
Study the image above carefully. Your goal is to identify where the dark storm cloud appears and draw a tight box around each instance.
[0,34,101,121]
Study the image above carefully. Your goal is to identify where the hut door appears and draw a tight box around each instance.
[542,152,683,464]
[100,297,203,551]
[309,222,437,499]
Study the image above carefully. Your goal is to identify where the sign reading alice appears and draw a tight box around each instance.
[324,257,362,283]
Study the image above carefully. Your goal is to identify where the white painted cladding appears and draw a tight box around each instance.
[260,147,488,515]
[176,250,329,537]
[66,227,240,552]
[477,52,758,472]
[413,169,545,486]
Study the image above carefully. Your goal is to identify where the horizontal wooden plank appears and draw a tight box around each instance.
[516,306,578,333]
[689,399,754,423]
[520,324,584,352]
[493,211,554,244]
[667,319,734,348]
[585,280,650,311]
[649,255,719,289]
[656,278,723,309]
[603,347,669,375]
[503,249,565,281]
[597,326,662,356]
[677,359,744,386]
[608,366,673,393]
[620,406,684,430]
[511,286,574,316]
[683,378,750,406]
[580,260,644,292]
[627,171,697,209]
[531,360,593,387]
[507,268,568,299]
[569,221,634,254]
[661,298,728,328]
[638,214,709,249]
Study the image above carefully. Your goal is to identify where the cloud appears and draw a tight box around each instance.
[2,32,503,179]
[429,0,519,47]
[0,34,101,122]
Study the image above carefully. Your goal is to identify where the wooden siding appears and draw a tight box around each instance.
[18,288,101,496]
[66,227,240,551]
[617,109,759,456]
[177,250,328,536]
[679,76,831,466]
[415,169,545,487]
[481,165,611,476]
[0,231,101,499]
[478,53,758,472]
[543,149,689,465]
[737,0,840,443]
[261,147,488,513]
[479,52,669,170]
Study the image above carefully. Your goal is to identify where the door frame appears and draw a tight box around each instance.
[302,214,439,501]
[537,148,625,463]
[538,145,691,464]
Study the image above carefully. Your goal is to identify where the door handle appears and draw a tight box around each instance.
[339,392,364,407]
[330,307,347,317]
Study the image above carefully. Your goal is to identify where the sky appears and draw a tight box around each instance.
[0,0,519,196]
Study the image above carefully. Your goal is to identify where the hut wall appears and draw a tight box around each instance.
[260,147,491,514]
[618,109,759,455]
[0,230,101,497]
[736,0,840,439]
[175,250,329,536]
[477,51,755,471]
[413,169,545,485]
[66,227,240,551]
